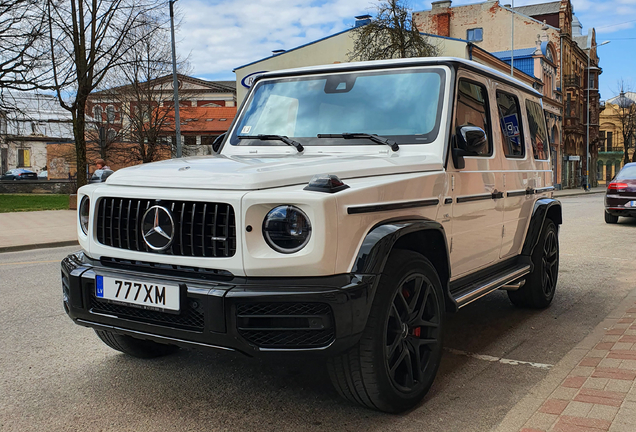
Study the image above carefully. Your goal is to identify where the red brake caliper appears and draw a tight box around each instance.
[412,327,421,337]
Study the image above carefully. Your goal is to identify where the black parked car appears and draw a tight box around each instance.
[0,168,38,180]
[605,162,636,223]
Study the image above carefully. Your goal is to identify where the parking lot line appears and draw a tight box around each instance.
[445,347,554,370]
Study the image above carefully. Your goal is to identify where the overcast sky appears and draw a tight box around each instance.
[174,0,635,100]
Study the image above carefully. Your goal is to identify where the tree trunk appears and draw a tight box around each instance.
[73,99,88,188]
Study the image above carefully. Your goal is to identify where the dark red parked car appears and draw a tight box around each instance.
[605,162,636,224]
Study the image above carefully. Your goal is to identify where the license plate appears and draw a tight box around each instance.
[95,275,180,312]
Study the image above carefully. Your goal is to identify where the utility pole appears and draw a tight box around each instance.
[169,0,182,158]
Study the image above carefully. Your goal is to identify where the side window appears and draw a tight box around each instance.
[526,100,549,160]
[496,91,525,158]
[455,79,491,156]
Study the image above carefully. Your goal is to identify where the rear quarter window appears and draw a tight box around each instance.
[496,91,525,158]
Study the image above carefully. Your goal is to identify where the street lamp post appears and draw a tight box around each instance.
[169,0,182,158]
[585,40,610,190]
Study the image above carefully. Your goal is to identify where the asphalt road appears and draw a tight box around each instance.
[1,194,635,432]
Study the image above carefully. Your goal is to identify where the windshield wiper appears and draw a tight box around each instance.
[238,134,304,152]
[317,133,399,152]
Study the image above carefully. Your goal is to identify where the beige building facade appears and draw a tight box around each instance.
[414,0,603,189]
[598,92,636,183]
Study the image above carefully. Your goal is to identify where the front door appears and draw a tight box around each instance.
[449,76,504,278]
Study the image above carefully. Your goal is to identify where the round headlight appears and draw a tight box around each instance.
[262,205,312,254]
[79,196,90,235]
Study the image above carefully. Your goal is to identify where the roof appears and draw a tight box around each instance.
[257,57,541,97]
[93,74,237,96]
[573,35,589,50]
[160,106,237,133]
[0,91,74,138]
[607,92,636,108]
[491,48,538,60]
[513,1,561,17]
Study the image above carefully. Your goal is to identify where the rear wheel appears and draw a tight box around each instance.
[604,211,619,224]
[94,329,179,359]
[508,219,559,309]
[327,250,444,413]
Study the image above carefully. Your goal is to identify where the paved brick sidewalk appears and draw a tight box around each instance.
[496,290,636,432]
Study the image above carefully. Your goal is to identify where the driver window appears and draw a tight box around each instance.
[455,79,492,156]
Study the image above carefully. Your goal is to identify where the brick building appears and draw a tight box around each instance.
[414,0,604,188]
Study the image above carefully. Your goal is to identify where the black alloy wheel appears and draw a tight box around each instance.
[541,227,559,298]
[327,250,445,413]
[385,272,442,393]
[508,219,559,309]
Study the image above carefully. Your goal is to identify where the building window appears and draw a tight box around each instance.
[94,105,103,121]
[106,105,115,123]
[184,135,197,146]
[607,131,613,150]
[599,130,606,151]
[467,28,483,42]
[17,148,31,167]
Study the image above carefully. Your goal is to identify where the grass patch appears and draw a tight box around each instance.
[0,194,70,213]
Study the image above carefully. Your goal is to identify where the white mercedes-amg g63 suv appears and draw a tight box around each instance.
[62,57,561,413]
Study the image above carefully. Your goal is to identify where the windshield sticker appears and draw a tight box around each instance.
[241,126,252,134]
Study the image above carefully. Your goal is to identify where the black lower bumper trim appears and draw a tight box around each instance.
[62,251,378,356]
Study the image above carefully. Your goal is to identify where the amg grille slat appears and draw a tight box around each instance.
[212,204,218,257]
[96,198,236,258]
[179,202,185,256]
[190,203,196,257]
[117,199,123,248]
[134,201,141,251]
[125,199,132,250]
[201,204,207,257]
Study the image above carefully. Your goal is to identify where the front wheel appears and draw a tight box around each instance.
[508,219,559,308]
[327,250,445,413]
[94,329,179,359]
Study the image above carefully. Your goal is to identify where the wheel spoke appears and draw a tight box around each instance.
[389,345,408,374]
[404,349,415,388]
[387,335,401,359]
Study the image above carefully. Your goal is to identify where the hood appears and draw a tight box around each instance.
[105,152,443,190]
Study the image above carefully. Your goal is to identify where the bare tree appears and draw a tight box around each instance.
[44,0,165,187]
[0,0,50,98]
[348,0,437,61]
[609,86,636,164]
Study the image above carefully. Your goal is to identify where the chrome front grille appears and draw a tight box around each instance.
[96,198,236,258]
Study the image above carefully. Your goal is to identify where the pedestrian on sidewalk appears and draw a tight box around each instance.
[95,159,111,171]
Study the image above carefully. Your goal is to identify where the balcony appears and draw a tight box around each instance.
[564,74,581,89]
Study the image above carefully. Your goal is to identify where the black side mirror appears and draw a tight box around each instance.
[212,133,226,153]
[452,126,487,169]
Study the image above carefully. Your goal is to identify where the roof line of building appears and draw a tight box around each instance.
[233,27,355,72]
[470,44,539,83]
[499,4,561,31]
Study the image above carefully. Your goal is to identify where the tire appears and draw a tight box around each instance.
[94,329,179,359]
[604,211,619,224]
[508,219,559,309]
[327,250,445,413]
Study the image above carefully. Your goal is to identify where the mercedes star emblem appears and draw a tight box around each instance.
[141,205,175,251]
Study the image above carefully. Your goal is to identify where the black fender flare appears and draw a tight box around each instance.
[351,219,455,313]
[521,198,563,257]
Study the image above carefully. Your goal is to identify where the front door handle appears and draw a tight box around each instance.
[492,191,504,199]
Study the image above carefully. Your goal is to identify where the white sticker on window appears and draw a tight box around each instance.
[241,126,252,134]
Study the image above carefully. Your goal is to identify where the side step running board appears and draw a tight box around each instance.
[452,265,531,308]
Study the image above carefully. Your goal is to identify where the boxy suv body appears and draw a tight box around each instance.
[62,57,562,413]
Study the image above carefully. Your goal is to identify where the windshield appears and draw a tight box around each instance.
[230,67,445,147]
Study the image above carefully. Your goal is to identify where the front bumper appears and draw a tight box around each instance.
[61,251,378,356]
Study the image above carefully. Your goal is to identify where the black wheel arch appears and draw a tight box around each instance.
[521,198,562,257]
[351,219,455,312]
